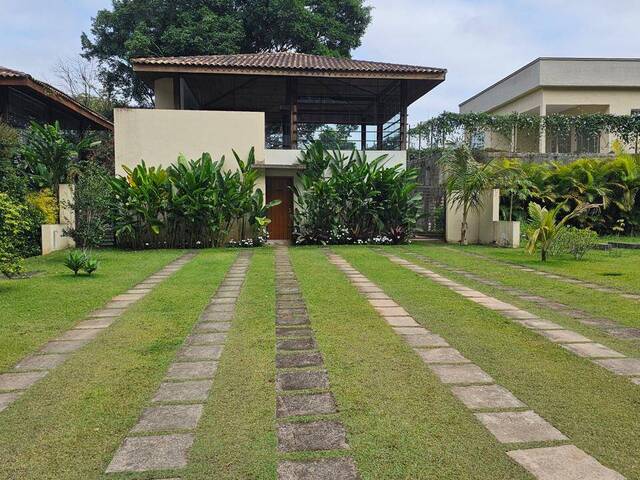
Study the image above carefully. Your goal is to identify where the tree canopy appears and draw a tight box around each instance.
[81,0,372,106]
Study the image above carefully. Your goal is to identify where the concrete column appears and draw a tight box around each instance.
[538,103,546,153]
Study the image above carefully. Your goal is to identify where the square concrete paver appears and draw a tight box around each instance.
[276,370,330,391]
[0,371,48,391]
[276,352,323,369]
[131,404,204,432]
[539,330,593,343]
[277,338,317,351]
[402,333,449,348]
[562,343,625,359]
[276,392,337,417]
[0,392,22,412]
[106,434,194,473]
[277,457,359,480]
[517,319,564,330]
[594,358,640,376]
[475,411,567,443]
[166,361,218,380]
[178,345,223,361]
[429,364,494,384]
[277,421,349,452]
[417,348,469,364]
[507,445,625,480]
[451,385,526,410]
[15,354,68,371]
[153,380,211,402]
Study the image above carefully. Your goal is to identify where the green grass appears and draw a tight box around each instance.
[600,235,640,244]
[0,249,236,480]
[337,246,640,479]
[182,247,277,480]
[290,247,527,479]
[460,243,640,293]
[403,244,640,333]
[0,248,184,371]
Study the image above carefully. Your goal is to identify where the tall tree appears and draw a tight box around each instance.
[81,0,372,106]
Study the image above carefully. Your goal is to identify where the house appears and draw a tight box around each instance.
[459,57,640,154]
[114,52,446,240]
[0,66,112,131]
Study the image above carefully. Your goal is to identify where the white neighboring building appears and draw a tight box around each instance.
[460,57,640,154]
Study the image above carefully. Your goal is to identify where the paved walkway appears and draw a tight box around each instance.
[274,248,359,480]
[448,247,640,303]
[384,251,640,386]
[327,252,625,480]
[0,252,197,415]
[105,252,251,476]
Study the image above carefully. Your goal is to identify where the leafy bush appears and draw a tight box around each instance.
[293,142,421,245]
[26,189,58,224]
[64,250,87,275]
[0,193,34,276]
[549,226,599,260]
[83,256,99,275]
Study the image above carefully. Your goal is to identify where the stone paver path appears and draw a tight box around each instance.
[448,247,640,304]
[391,251,640,386]
[327,252,624,480]
[274,248,359,480]
[412,250,640,342]
[105,252,251,475]
[0,252,196,413]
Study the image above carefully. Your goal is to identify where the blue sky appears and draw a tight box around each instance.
[2,0,640,123]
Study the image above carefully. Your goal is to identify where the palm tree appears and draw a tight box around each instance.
[438,145,498,245]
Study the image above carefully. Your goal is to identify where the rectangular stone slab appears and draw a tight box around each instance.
[57,328,102,341]
[276,370,330,391]
[131,404,203,432]
[15,353,68,371]
[276,327,314,338]
[475,411,568,443]
[384,316,420,327]
[177,345,223,361]
[40,340,90,354]
[75,318,115,329]
[451,384,526,410]
[417,348,469,364]
[277,338,317,351]
[105,434,194,472]
[196,322,232,332]
[152,380,212,402]
[594,358,640,376]
[166,361,218,380]
[517,319,564,330]
[507,445,625,480]
[0,371,48,391]
[402,333,449,348]
[0,392,23,412]
[276,352,323,369]
[278,457,359,480]
[277,421,349,452]
[186,333,227,345]
[562,343,625,359]
[429,364,494,385]
[276,392,337,417]
[538,329,593,343]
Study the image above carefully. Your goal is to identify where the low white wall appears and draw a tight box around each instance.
[41,224,75,255]
[495,221,520,248]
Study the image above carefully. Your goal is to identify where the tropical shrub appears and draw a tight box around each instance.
[83,256,99,275]
[64,250,87,275]
[293,142,421,245]
[549,226,599,260]
[26,189,58,225]
[0,192,35,276]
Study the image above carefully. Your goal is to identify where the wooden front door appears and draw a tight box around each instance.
[266,176,293,240]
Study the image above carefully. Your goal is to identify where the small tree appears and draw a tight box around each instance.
[439,145,498,245]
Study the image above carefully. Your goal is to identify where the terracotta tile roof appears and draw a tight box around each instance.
[132,52,446,75]
[0,66,29,79]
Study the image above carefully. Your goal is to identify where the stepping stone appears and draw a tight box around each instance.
[417,348,469,364]
[475,411,567,443]
[393,327,429,336]
[0,392,22,412]
[276,316,310,326]
[277,392,337,417]
[278,457,359,480]
[357,286,383,293]
[90,308,126,318]
[502,310,540,320]
[75,318,115,329]
[41,340,90,354]
[517,319,564,330]
[178,345,223,361]
[471,298,517,311]
[105,300,136,309]
[57,329,101,341]
[385,316,420,327]
[375,306,409,317]
[363,292,390,300]
[429,364,494,384]
[539,330,592,343]
[131,404,203,432]
[507,445,624,480]
[204,304,235,313]
[277,337,317,351]
[210,297,236,304]
[631,378,640,385]
[216,291,239,299]
[594,358,640,376]
[106,434,194,473]
[451,384,526,410]
[276,370,330,391]
[0,371,48,391]
[112,293,145,301]
[562,343,625,359]
[166,361,218,380]
[403,333,449,348]
[15,354,67,371]
[196,322,232,332]
[276,327,314,338]
[186,333,227,345]
[153,380,211,402]
[128,288,152,294]
[277,421,349,452]
[276,352,323,369]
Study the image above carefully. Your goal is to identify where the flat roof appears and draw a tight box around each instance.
[460,57,640,112]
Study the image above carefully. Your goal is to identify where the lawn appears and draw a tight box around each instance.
[0,248,184,371]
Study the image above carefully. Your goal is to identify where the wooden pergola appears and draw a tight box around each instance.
[133,53,446,150]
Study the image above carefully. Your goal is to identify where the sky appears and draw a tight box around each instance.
[3,0,640,125]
